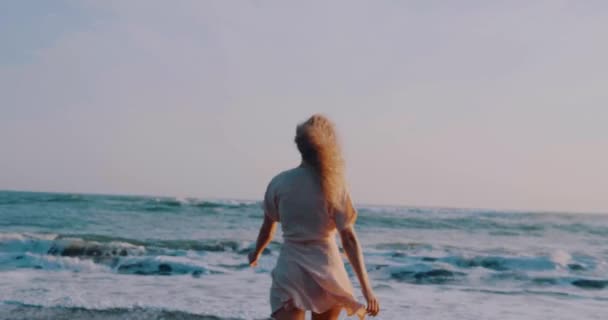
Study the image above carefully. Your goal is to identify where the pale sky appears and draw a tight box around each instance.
[1,1,607,213]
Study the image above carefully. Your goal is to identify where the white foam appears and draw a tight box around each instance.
[114,255,225,275]
[1,269,606,320]
[0,233,58,254]
[550,250,572,267]
[6,253,111,272]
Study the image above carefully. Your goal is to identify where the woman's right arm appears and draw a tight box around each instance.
[339,226,380,316]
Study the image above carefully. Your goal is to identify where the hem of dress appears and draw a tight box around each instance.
[271,296,366,319]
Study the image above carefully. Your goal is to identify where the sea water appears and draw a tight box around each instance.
[0,191,606,319]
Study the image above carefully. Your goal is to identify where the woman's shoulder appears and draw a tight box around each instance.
[269,166,303,184]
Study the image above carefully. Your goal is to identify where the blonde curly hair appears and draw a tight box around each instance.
[295,114,346,211]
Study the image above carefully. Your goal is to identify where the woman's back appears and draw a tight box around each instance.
[263,165,365,318]
[249,114,379,319]
[264,166,340,242]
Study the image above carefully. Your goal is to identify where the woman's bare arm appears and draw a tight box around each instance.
[249,215,278,266]
[339,226,380,316]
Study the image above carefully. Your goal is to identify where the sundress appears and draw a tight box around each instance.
[263,166,366,319]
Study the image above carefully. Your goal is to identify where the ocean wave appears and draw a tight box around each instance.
[126,198,260,213]
[0,232,264,256]
[571,279,608,289]
[440,255,557,271]
[0,232,264,276]
[115,256,225,276]
[0,250,225,276]
[374,242,433,252]
[354,208,608,239]
[192,200,258,209]
[494,274,608,290]
[49,239,146,258]
[56,235,276,256]
[552,223,608,237]
[356,215,547,234]
[142,198,184,212]
[0,192,91,205]
[0,233,59,255]
[377,246,595,273]
[0,302,246,320]
[1,192,261,214]
[0,252,111,272]
[0,233,146,257]
[384,263,608,290]
[388,266,467,284]
[458,287,604,299]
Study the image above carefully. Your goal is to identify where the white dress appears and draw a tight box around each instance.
[263,166,366,319]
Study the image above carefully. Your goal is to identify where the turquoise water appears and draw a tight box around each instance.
[0,191,607,319]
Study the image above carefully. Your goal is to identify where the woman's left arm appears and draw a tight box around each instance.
[248,214,277,267]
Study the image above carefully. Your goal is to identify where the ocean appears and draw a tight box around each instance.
[0,190,606,319]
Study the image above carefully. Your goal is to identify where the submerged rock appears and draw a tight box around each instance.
[572,279,607,290]
[391,269,466,284]
[158,263,172,274]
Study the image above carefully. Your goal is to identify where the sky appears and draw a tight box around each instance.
[1,0,607,213]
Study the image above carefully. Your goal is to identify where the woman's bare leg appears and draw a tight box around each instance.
[312,305,342,320]
[272,306,305,320]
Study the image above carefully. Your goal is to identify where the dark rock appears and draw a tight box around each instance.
[532,277,559,285]
[85,246,102,256]
[413,269,465,284]
[158,263,172,274]
[572,279,607,290]
[59,245,86,257]
[568,263,585,271]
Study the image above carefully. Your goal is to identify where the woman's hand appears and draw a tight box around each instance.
[248,250,259,267]
[250,215,277,268]
[363,288,380,317]
[339,226,379,316]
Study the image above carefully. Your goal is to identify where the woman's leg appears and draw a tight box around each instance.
[272,306,305,320]
[311,305,342,320]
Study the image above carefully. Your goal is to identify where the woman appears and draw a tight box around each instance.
[249,115,380,320]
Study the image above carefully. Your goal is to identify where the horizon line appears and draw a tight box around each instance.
[1,188,605,216]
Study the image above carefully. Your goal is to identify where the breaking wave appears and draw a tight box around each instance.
[0,302,246,320]
[0,232,265,276]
